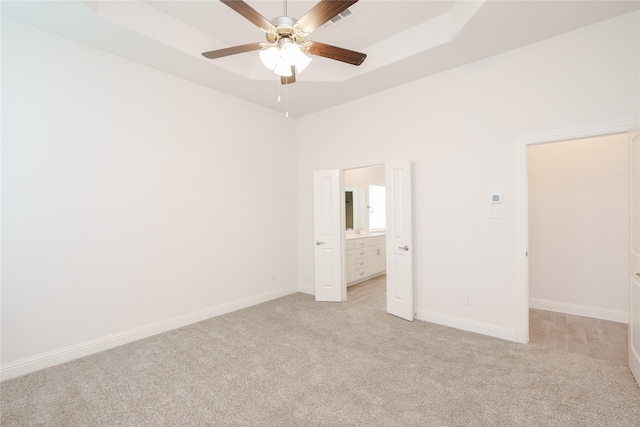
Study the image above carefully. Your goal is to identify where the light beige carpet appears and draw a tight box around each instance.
[2,292,639,426]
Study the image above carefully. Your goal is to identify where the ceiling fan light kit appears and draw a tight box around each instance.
[260,36,313,76]
[202,0,366,84]
[259,46,281,71]
[281,42,312,73]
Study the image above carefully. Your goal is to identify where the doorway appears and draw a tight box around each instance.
[527,133,629,363]
[313,159,414,321]
[516,120,637,346]
[344,165,387,311]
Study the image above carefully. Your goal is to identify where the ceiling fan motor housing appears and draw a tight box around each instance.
[266,16,307,45]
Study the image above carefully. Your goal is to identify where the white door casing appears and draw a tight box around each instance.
[386,159,414,321]
[629,130,640,387]
[313,170,344,302]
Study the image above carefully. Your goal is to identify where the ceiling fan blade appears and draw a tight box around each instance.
[307,41,366,66]
[202,43,263,59]
[220,0,275,32]
[281,66,296,85]
[296,0,359,34]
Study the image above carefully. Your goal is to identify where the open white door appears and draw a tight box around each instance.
[313,170,343,302]
[629,131,640,386]
[386,159,414,320]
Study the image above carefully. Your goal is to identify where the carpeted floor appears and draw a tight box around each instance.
[2,292,639,426]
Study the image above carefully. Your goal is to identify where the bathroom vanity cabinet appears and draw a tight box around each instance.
[346,235,386,285]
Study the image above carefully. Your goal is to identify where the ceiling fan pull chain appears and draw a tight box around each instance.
[285,80,289,119]
[277,78,281,103]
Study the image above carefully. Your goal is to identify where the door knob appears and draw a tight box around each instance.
[316,241,325,245]
[399,245,409,251]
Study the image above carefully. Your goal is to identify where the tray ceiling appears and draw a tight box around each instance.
[3,0,638,117]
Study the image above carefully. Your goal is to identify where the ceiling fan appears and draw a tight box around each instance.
[202,0,367,85]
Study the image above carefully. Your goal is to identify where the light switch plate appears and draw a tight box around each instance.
[489,206,502,219]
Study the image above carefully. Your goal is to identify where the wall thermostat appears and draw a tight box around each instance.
[491,193,502,204]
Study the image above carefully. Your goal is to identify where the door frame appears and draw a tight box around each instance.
[515,119,638,344]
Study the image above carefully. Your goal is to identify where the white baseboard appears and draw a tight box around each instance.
[415,310,518,342]
[297,284,314,295]
[529,298,628,323]
[1,286,298,382]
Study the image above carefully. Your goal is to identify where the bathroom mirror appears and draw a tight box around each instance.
[345,186,364,231]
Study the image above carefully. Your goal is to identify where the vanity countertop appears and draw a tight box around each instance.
[345,232,386,240]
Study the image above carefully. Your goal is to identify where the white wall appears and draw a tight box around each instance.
[528,134,629,322]
[1,18,298,379]
[344,166,385,189]
[296,12,639,339]
[344,166,385,232]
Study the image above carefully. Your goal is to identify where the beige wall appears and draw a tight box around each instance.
[528,134,630,322]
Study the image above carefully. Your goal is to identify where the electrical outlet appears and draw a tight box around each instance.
[464,293,472,305]
[270,273,276,282]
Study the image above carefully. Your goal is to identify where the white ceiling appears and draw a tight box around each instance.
[3,0,639,117]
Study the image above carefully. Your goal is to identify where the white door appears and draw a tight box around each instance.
[386,159,414,320]
[629,131,640,386]
[313,170,343,302]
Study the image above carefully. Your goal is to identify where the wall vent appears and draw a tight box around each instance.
[322,8,353,29]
